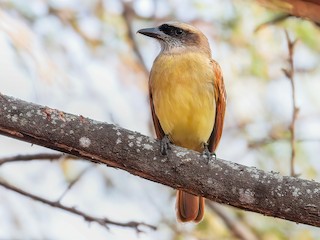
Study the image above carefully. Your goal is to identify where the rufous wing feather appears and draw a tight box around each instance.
[208,60,227,153]
[149,88,165,139]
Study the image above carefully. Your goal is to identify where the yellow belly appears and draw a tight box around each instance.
[150,53,216,151]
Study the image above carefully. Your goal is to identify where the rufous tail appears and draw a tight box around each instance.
[176,190,204,222]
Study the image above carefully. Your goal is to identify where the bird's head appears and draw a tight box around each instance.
[138,22,211,56]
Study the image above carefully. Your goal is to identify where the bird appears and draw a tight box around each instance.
[138,22,226,223]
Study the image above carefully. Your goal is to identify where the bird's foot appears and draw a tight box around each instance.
[212,152,217,161]
[202,143,211,159]
[160,135,171,155]
[202,143,216,163]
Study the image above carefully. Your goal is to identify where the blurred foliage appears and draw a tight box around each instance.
[290,21,320,51]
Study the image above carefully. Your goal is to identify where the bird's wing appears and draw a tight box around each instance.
[149,86,165,139]
[208,60,227,152]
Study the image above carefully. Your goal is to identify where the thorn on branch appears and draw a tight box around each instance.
[282,68,291,79]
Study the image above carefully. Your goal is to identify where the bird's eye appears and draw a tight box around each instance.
[175,29,183,35]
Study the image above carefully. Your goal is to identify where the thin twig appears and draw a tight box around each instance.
[0,153,67,165]
[122,2,149,76]
[282,30,299,177]
[249,137,320,148]
[121,1,157,136]
[0,180,156,232]
[255,14,291,32]
[57,165,95,202]
[48,6,103,47]
[248,136,282,148]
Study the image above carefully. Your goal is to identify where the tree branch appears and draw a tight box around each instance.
[0,179,156,232]
[1,94,320,227]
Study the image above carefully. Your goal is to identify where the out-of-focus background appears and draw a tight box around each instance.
[0,0,320,239]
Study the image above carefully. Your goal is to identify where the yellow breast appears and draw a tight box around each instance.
[150,52,216,151]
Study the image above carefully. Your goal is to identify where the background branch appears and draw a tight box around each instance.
[57,165,95,202]
[208,203,258,240]
[0,94,320,227]
[0,179,156,232]
[121,2,157,136]
[283,31,299,177]
[0,153,67,165]
[122,2,149,76]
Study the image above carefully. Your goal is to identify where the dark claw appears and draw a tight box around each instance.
[160,135,171,155]
[202,143,211,159]
[202,143,216,163]
[212,152,217,161]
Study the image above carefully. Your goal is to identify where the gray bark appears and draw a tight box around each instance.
[0,94,320,227]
